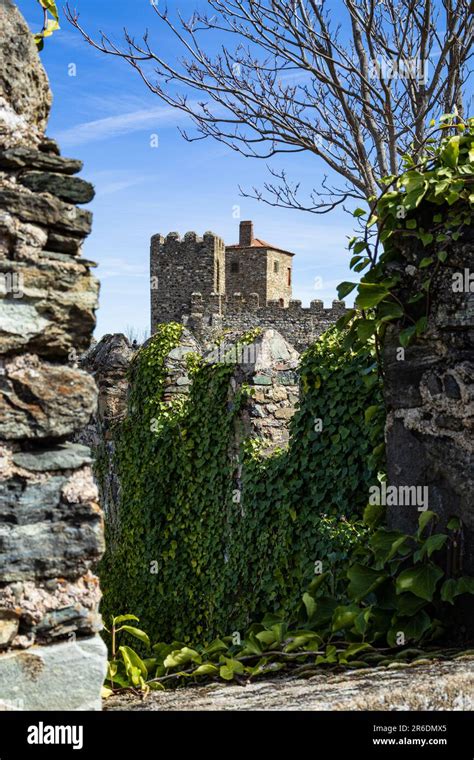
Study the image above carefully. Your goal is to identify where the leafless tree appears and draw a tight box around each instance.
[65,0,473,214]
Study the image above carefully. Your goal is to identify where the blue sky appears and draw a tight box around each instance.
[18,0,363,338]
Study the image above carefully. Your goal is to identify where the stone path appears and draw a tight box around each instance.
[105,657,474,711]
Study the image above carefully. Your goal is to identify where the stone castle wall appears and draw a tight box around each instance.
[0,1,106,711]
[151,230,343,350]
[186,293,346,353]
[151,231,225,324]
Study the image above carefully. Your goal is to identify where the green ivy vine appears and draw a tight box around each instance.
[337,114,474,356]
[98,324,383,645]
[103,510,474,695]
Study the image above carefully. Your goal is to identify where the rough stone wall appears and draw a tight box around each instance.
[0,1,106,711]
[151,231,226,325]
[188,294,346,353]
[265,249,293,305]
[225,242,269,305]
[151,230,343,350]
[384,229,474,580]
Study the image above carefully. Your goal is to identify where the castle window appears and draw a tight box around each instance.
[273,260,279,274]
[287,268,292,286]
[231,262,239,273]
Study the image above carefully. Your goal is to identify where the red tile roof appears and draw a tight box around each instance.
[226,238,295,256]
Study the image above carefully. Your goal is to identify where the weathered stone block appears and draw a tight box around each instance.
[0,636,107,710]
[0,355,98,440]
[0,148,82,174]
[18,171,95,204]
[0,187,92,236]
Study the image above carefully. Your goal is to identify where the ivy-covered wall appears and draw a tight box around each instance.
[97,325,384,643]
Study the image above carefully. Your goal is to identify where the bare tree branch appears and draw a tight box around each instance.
[64,0,473,215]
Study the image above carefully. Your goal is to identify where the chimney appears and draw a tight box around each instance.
[239,220,254,247]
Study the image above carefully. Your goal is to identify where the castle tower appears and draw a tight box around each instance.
[150,230,225,330]
[225,221,294,306]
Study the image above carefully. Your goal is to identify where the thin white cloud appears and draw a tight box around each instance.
[56,104,190,147]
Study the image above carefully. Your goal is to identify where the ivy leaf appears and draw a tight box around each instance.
[356,283,391,310]
[377,300,404,322]
[395,564,444,601]
[337,281,357,300]
[399,325,416,347]
[347,563,386,601]
[370,528,409,565]
[388,610,431,645]
[163,647,201,668]
[356,319,377,342]
[419,256,434,267]
[364,404,381,424]
[440,136,460,169]
[353,208,367,217]
[332,604,360,632]
[417,510,438,537]
[414,534,448,562]
[193,663,219,676]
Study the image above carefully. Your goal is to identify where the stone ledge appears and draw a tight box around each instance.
[104,658,474,711]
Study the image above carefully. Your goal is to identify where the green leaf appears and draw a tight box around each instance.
[356,319,377,342]
[347,563,386,602]
[447,517,461,531]
[365,404,380,424]
[395,564,444,601]
[113,614,139,625]
[417,510,437,537]
[388,610,431,645]
[419,256,434,268]
[399,325,416,347]
[440,136,460,168]
[377,300,404,322]
[193,663,219,676]
[363,502,385,529]
[337,281,357,299]
[356,283,391,310]
[415,534,448,561]
[163,647,201,669]
[406,219,417,229]
[219,658,245,681]
[119,645,148,680]
[332,604,360,632]
[353,208,367,217]
[370,528,409,565]
[118,626,151,648]
[440,578,457,605]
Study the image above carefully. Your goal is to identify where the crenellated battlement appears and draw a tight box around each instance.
[151,222,347,351]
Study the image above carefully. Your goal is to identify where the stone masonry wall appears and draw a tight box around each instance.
[187,294,347,353]
[151,231,226,324]
[0,1,106,710]
[384,228,474,586]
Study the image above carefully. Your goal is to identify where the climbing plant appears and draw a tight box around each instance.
[98,324,384,645]
[103,510,474,695]
[337,115,474,356]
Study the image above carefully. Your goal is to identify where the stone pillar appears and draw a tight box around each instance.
[0,1,106,710]
[383,228,474,574]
